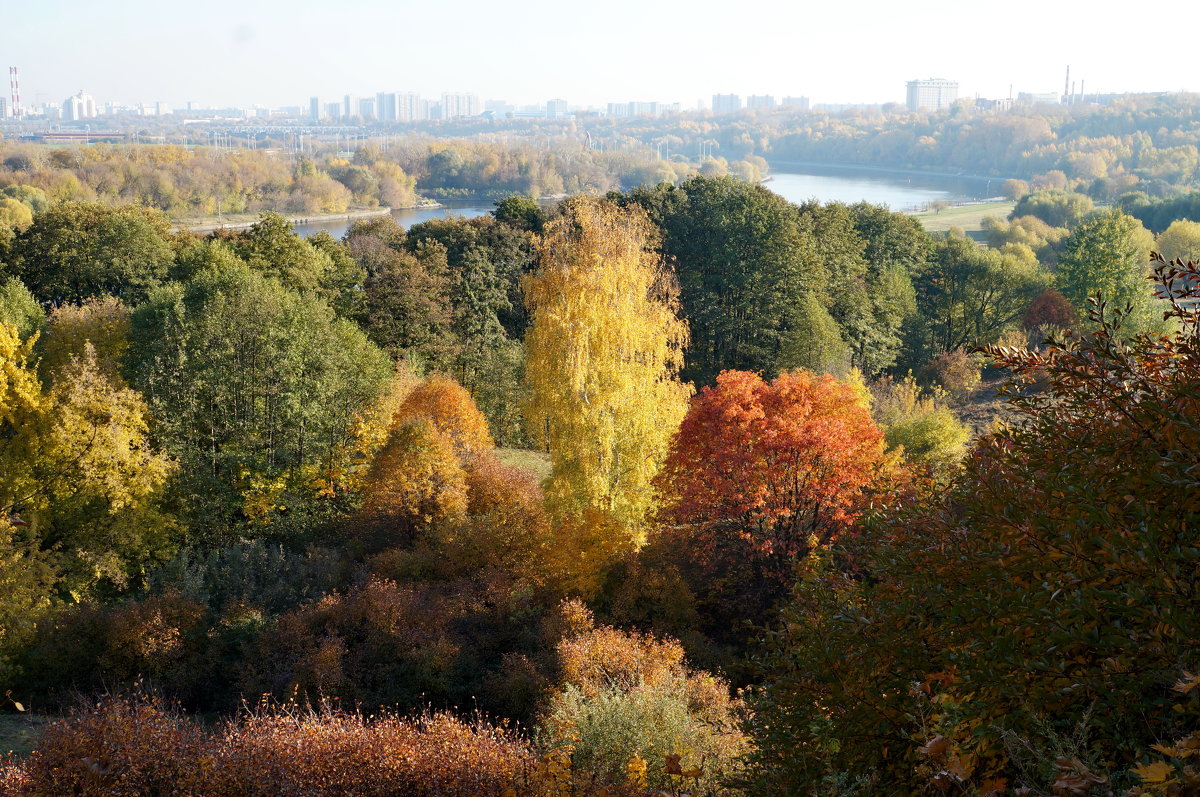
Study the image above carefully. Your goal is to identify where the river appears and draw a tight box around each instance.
[292,164,1000,238]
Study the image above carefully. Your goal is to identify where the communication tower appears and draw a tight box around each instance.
[8,67,20,119]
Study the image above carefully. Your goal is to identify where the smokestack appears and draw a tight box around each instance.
[1071,81,1076,105]
[1064,65,1071,104]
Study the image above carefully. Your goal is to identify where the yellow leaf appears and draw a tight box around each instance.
[1172,671,1200,695]
[1133,761,1175,784]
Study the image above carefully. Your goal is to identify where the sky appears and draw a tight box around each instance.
[2,0,1194,110]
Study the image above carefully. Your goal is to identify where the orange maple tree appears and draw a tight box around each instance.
[653,369,885,621]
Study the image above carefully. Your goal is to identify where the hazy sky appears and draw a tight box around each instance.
[3,0,1193,110]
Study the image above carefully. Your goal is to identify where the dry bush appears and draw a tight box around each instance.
[920,348,982,401]
[19,693,204,796]
[203,702,534,797]
[1022,288,1076,331]
[21,591,209,703]
[242,574,546,718]
[11,693,536,797]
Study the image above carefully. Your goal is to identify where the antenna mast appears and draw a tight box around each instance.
[9,67,21,119]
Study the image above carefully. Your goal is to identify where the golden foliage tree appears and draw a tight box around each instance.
[523,198,691,543]
[358,419,469,549]
[1,322,176,593]
[394,375,494,458]
[38,296,131,380]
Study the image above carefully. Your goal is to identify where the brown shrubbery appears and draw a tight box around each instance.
[8,693,535,797]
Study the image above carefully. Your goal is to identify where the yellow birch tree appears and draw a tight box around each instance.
[524,198,691,545]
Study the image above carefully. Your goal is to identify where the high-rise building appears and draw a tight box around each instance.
[324,102,341,120]
[606,102,629,118]
[62,90,97,121]
[343,94,357,119]
[376,92,398,122]
[712,94,742,114]
[358,97,375,119]
[782,96,811,110]
[905,79,958,112]
[747,95,776,109]
[441,93,480,118]
[309,96,320,122]
[398,92,423,121]
[546,98,569,119]
[0,97,8,119]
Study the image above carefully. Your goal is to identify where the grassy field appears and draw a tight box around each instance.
[172,206,392,232]
[912,200,1015,236]
[0,714,50,758]
[496,447,552,481]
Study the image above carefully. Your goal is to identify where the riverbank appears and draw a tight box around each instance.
[910,198,1015,236]
[173,206,406,234]
[768,159,1013,185]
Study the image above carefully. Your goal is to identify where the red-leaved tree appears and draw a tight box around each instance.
[652,369,885,631]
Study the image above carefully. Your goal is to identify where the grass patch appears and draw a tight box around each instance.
[913,200,1015,234]
[495,448,552,482]
[0,713,51,758]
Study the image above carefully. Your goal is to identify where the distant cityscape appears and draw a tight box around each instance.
[0,65,1117,125]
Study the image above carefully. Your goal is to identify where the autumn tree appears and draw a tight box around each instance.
[30,346,177,592]
[392,375,494,458]
[38,296,131,380]
[1,321,175,594]
[653,369,885,635]
[524,198,691,543]
[748,255,1200,793]
[357,418,469,551]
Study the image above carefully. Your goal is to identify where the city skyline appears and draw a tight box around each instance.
[1,0,1192,111]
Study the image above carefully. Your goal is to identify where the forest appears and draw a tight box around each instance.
[0,158,1197,796]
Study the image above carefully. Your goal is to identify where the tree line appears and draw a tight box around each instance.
[0,172,1192,795]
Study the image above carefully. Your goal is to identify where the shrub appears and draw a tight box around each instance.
[537,603,748,793]
[14,692,535,797]
[919,348,981,400]
[20,591,209,705]
[243,574,547,718]
[19,693,204,796]
[1022,288,1077,331]
[204,703,534,797]
[872,375,970,472]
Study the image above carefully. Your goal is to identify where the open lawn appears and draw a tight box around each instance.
[0,714,50,758]
[495,447,552,482]
[912,200,1015,236]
